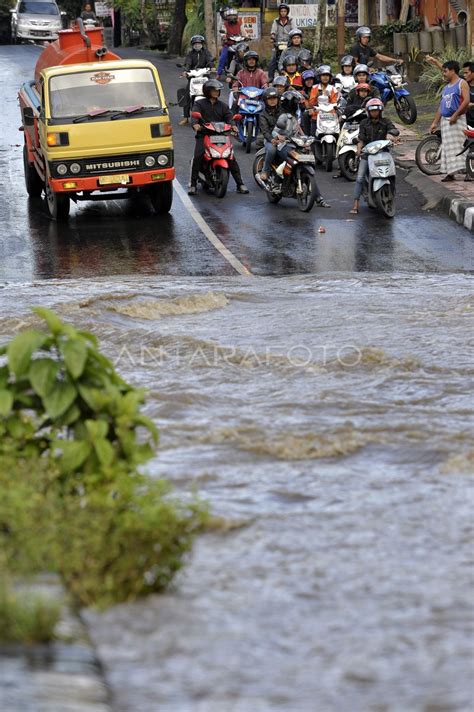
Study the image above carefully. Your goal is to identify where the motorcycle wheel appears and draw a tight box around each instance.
[149,181,173,214]
[325,142,335,172]
[338,151,358,181]
[253,152,265,188]
[395,95,417,125]
[374,184,395,219]
[415,134,442,175]
[214,166,229,198]
[466,155,474,180]
[296,168,317,213]
[313,142,323,166]
[245,129,252,154]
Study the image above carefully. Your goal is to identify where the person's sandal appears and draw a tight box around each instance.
[178,117,189,126]
[316,197,330,208]
[237,184,249,194]
[188,185,197,196]
[349,207,359,214]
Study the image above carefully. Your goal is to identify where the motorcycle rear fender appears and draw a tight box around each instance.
[338,145,356,156]
[321,135,336,143]
[212,159,229,169]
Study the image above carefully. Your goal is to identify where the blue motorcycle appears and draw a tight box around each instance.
[369,64,417,125]
[235,86,265,153]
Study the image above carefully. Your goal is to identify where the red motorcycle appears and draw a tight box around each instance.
[191,111,235,197]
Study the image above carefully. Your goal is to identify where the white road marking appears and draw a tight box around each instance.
[174,178,252,277]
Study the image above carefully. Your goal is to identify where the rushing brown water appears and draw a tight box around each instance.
[2,273,473,711]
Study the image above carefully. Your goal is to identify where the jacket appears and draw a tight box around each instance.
[184,48,214,71]
[233,68,268,90]
[270,17,296,44]
[220,19,243,46]
[309,84,338,109]
[190,97,235,135]
[283,71,303,89]
[260,105,283,142]
[358,116,397,146]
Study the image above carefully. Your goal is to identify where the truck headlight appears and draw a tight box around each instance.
[70,163,81,174]
[56,164,68,175]
[157,154,169,166]
[145,155,156,167]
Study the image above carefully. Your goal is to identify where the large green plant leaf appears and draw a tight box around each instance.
[60,339,88,379]
[29,358,60,397]
[93,438,114,467]
[56,440,92,472]
[0,389,13,417]
[32,307,64,335]
[7,331,46,377]
[42,381,77,419]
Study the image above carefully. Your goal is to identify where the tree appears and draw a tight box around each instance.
[168,0,187,54]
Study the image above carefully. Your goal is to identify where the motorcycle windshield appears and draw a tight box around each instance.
[206,121,226,133]
[241,87,263,99]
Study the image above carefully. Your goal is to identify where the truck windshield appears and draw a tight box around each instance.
[49,68,162,120]
[19,2,59,14]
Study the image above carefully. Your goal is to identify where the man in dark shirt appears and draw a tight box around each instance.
[179,36,214,125]
[189,80,249,195]
[350,98,399,214]
[462,61,474,127]
[350,26,402,68]
[258,86,282,149]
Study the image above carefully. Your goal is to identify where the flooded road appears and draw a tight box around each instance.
[2,273,473,711]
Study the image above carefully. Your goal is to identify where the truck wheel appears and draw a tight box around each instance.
[149,181,173,214]
[45,180,70,220]
[23,145,43,197]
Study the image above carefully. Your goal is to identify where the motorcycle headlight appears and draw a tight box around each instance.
[209,147,221,158]
[221,147,231,158]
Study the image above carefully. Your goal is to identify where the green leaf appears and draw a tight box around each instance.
[6,414,34,439]
[0,365,9,388]
[32,307,64,335]
[42,381,77,419]
[85,418,108,441]
[29,358,59,397]
[7,330,46,376]
[60,339,88,379]
[133,414,159,444]
[78,384,108,411]
[78,330,98,347]
[93,438,114,466]
[56,440,92,472]
[56,403,81,427]
[0,389,13,417]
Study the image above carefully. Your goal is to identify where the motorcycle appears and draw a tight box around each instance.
[336,107,365,181]
[369,63,417,125]
[191,111,235,198]
[176,66,213,109]
[253,134,318,212]
[233,82,265,153]
[415,130,442,175]
[458,127,474,180]
[361,137,398,218]
[310,97,340,172]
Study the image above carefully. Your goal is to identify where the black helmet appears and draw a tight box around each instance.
[234,41,249,55]
[298,49,312,67]
[191,35,205,45]
[272,75,289,89]
[282,54,297,69]
[263,87,279,101]
[203,79,223,97]
[278,2,290,12]
[340,54,354,68]
[280,89,301,115]
[356,26,371,40]
[243,50,259,68]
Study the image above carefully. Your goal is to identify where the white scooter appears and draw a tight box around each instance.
[312,96,340,172]
[336,107,365,181]
[362,138,398,218]
[186,67,214,105]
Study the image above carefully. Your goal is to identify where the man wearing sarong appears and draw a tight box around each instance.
[430,61,470,182]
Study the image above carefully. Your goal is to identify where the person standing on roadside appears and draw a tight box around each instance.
[462,61,474,127]
[351,26,403,67]
[268,3,295,82]
[430,60,470,182]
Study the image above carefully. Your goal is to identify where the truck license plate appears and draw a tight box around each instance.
[98,174,130,185]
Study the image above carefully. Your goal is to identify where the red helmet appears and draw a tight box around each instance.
[365,98,384,114]
[355,82,370,93]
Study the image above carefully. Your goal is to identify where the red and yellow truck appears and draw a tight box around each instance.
[19,20,174,219]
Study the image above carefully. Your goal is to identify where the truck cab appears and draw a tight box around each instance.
[19,23,174,219]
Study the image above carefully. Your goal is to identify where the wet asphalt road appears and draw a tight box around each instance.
[0,44,473,281]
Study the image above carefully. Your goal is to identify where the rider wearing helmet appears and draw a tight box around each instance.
[345,64,381,105]
[344,82,371,116]
[217,7,246,78]
[188,79,249,196]
[334,55,356,95]
[272,75,290,96]
[259,86,282,150]
[259,90,330,207]
[309,65,338,116]
[179,36,215,125]
[269,3,296,82]
[280,54,303,89]
[233,50,268,91]
[351,26,403,67]
[227,41,249,79]
[300,69,316,134]
[278,28,304,73]
[298,48,313,72]
[350,97,399,214]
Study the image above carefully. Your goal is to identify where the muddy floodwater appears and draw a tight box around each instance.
[1,273,473,712]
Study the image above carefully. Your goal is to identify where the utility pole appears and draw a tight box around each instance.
[337,0,345,59]
[204,0,217,58]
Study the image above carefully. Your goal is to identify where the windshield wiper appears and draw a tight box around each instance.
[72,109,114,123]
[110,105,164,120]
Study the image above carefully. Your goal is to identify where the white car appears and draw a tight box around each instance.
[11,0,62,43]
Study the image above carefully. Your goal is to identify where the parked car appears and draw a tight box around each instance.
[11,0,62,43]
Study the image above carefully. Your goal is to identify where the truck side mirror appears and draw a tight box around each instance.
[23,107,35,126]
